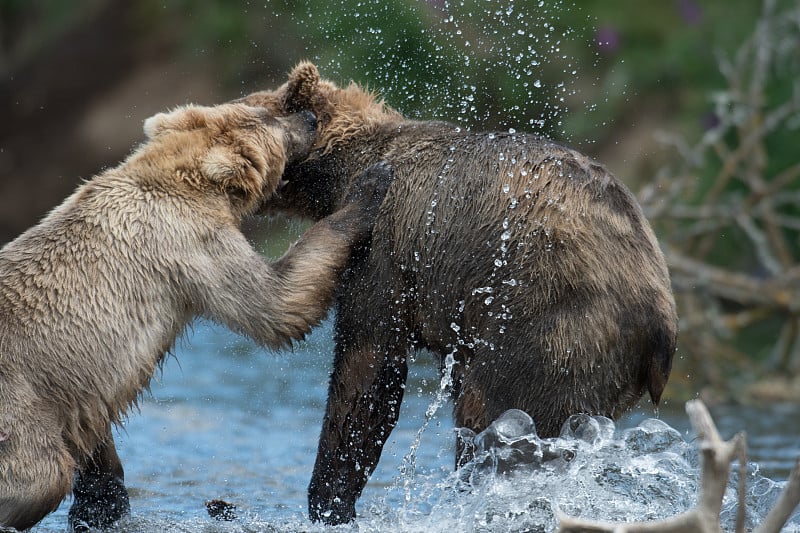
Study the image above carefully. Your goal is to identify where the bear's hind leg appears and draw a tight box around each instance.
[452,364,495,468]
[452,345,557,467]
[68,432,130,532]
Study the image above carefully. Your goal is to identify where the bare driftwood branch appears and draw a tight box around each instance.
[756,458,800,533]
[556,400,800,533]
[638,0,800,389]
[665,246,799,312]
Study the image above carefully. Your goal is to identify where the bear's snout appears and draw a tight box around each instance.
[282,110,319,164]
[299,110,318,135]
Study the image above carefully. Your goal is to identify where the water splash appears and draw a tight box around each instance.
[398,350,458,507]
[297,0,589,137]
[375,410,800,532]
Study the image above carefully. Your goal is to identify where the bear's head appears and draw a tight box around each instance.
[238,62,403,155]
[141,102,318,215]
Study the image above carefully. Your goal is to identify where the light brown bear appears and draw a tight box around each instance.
[239,62,678,525]
[0,102,391,531]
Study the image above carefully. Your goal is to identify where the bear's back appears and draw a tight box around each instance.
[371,126,676,430]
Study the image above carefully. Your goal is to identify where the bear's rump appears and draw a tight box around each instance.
[375,140,672,429]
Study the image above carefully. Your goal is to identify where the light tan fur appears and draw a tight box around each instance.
[0,102,371,530]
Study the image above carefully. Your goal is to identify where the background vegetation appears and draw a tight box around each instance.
[1,0,798,402]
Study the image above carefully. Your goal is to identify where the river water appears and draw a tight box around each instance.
[33,317,799,532]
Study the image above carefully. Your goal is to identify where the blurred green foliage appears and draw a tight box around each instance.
[2,1,783,145]
[4,0,776,144]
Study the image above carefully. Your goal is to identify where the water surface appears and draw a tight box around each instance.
[36,320,800,532]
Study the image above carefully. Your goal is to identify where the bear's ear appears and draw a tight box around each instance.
[282,61,321,113]
[144,105,209,139]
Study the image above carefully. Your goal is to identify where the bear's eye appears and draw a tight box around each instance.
[225,185,249,203]
[240,152,257,170]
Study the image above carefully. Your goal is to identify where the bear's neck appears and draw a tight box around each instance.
[282,119,458,219]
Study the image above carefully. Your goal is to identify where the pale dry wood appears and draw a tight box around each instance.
[636,0,800,386]
[755,458,800,533]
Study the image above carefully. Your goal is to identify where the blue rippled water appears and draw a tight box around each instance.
[35,319,799,532]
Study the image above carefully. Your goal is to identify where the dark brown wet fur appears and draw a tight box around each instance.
[240,62,678,525]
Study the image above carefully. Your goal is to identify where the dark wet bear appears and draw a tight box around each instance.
[240,62,678,525]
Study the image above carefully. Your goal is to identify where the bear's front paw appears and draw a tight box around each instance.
[283,110,319,164]
[308,494,356,525]
[68,473,130,532]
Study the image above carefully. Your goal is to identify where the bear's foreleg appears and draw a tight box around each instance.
[307,255,410,525]
[195,162,393,350]
[0,379,78,531]
[68,432,129,531]
[0,407,74,530]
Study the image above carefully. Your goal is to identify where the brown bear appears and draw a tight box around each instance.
[239,62,678,525]
[0,102,391,531]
